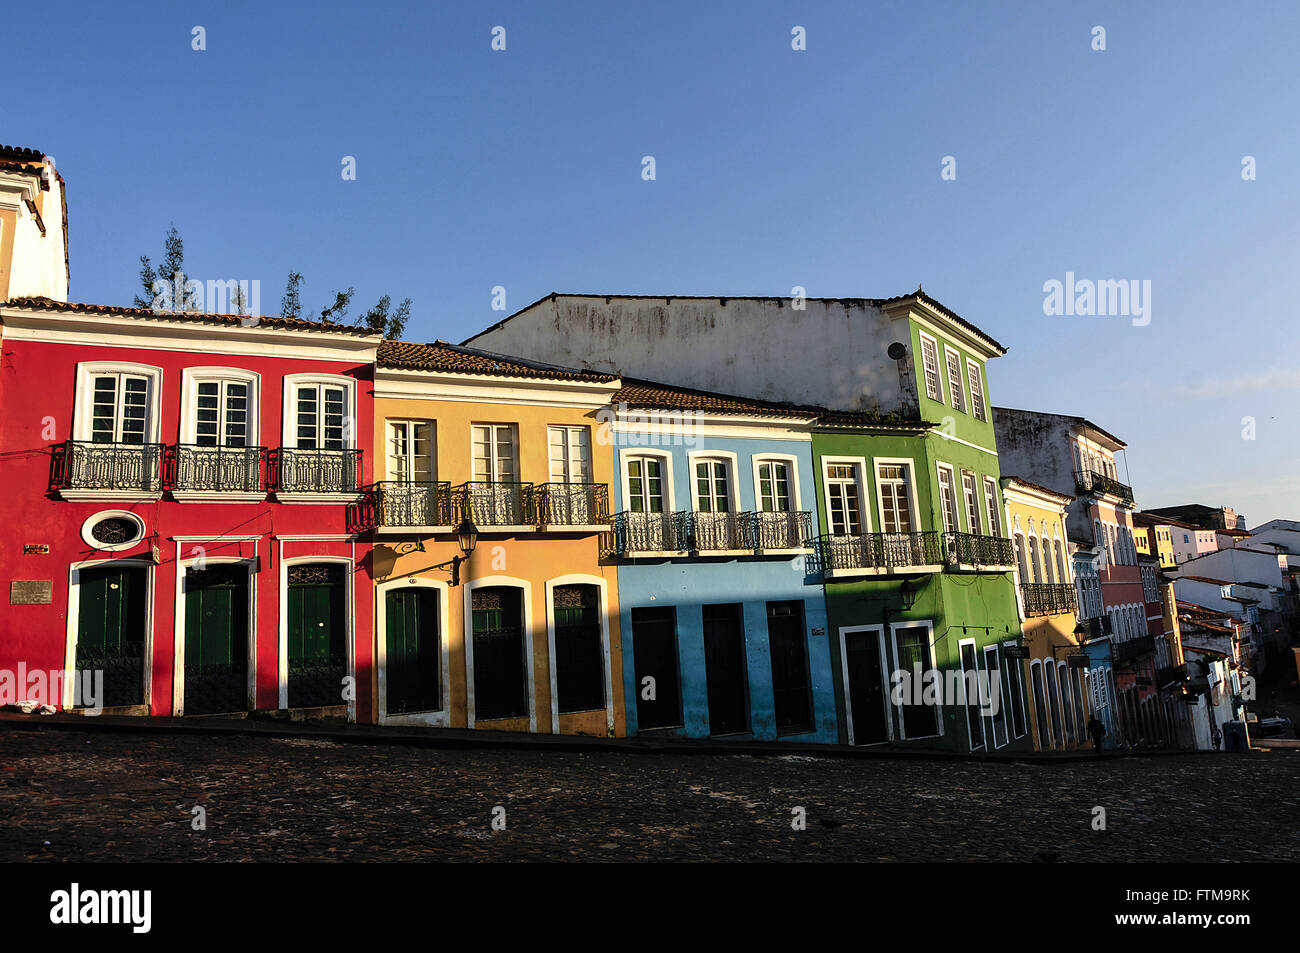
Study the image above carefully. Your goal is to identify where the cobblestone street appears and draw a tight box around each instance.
[2,727,1296,862]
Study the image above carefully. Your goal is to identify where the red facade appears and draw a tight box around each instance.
[0,302,380,721]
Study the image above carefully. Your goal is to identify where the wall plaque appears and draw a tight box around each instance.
[23,544,50,555]
[10,580,53,605]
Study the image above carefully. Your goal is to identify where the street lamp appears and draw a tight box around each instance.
[449,517,479,586]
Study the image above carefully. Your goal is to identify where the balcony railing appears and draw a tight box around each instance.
[59,440,164,492]
[1112,634,1156,663]
[686,511,750,551]
[454,481,535,527]
[537,482,609,527]
[943,531,1015,568]
[1021,582,1078,617]
[1074,468,1134,503]
[375,481,453,527]
[816,531,944,574]
[174,444,265,493]
[272,448,362,493]
[748,510,812,550]
[612,511,685,554]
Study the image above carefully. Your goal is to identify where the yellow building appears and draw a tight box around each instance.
[1132,513,1177,569]
[370,340,625,736]
[1002,476,1093,751]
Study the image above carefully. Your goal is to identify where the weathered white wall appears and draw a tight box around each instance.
[1,172,67,301]
[991,409,1087,538]
[468,296,916,414]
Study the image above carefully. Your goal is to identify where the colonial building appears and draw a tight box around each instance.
[0,297,381,720]
[367,340,624,736]
[605,379,837,742]
[1001,477,1091,751]
[467,290,1028,753]
[992,409,1152,747]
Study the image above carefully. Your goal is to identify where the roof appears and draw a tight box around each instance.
[378,340,617,382]
[992,406,1126,449]
[464,288,1007,356]
[1,296,379,336]
[616,377,935,429]
[1001,475,1075,503]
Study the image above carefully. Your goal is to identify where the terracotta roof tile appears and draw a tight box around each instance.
[615,378,933,429]
[378,340,617,382]
[1,296,379,336]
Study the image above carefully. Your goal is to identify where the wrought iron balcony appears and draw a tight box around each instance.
[1021,582,1078,617]
[943,531,1015,568]
[747,510,812,550]
[375,480,453,527]
[686,511,751,551]
[271,448,362,493]
[173,444,265,493]
[1112,634,1156,663]
[454,481,535,527]
[611,511,686,555]
[816,531,944,575]
[537,482,609,528]
[1074,468,1134,503]
[59,440,164,492]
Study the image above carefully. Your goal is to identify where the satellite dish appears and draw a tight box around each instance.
[887,342,908,360]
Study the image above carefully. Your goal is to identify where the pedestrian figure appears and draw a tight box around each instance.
[1087,715,1106,753]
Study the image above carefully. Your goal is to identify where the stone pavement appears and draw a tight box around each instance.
[2,723,1296,861]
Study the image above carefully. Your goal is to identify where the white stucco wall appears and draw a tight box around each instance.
[467,296,917,414]
[1,171,67,301]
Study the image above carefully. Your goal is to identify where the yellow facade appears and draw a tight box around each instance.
[1002,478,1093,751]
[372,350,625,737]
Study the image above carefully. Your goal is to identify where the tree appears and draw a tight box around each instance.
[135,224,197,311]
[281,271,303,321]
[281,271,410,338]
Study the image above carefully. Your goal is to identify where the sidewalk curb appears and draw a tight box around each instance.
[0,711,1215,765]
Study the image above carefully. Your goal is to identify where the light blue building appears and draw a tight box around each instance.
[606,380,838,743]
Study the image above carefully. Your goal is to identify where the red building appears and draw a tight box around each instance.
[0,297,381,721]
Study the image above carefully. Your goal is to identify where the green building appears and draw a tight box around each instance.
[810,302,1030,752]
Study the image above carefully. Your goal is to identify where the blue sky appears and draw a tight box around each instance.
[7,0,1298,523]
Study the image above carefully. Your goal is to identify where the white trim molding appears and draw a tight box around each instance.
[375,575,452,727]
[544,573,615,735]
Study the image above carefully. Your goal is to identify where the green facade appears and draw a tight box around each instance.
[811,312,1031,752]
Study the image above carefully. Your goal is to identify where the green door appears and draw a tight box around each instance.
[183,565,250,716]
[385,588,441,715]
[287,563,346,708]
[75,564,146,708]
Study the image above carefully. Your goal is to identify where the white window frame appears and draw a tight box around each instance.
[752,453,802,513]
[960,469,981,535]
[943,345,966,414]
[965,357,987,422]
[470,422,519,482]
[179,367,260,446]
[73,361,163,444]
[687,450,738,514]
[982,476,1001,535]
[872,457,921,535]
[547,424,593,485]
[621,448,675,514]
[936,463,961,533]
[822,455,871,536]
[889,621,943,740]
[1002,640,1027,740]
[281,373,357,449]
[958,637,986,751]
[385,418,436,483]
[918,331,943,402]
